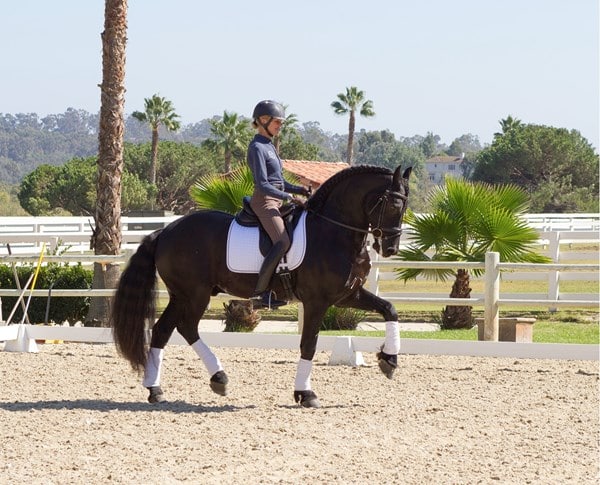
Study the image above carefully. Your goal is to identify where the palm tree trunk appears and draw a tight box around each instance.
[441,268,473,329]
[87,0,127,327]
[347,111,356,165]
[150,127,159,185]
[224,150,232,174]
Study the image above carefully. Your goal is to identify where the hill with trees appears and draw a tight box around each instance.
[1,109,597,215]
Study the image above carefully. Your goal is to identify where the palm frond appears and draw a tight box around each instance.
[395,247,456,282]
[190,165,254,214]
[397,177,549,281]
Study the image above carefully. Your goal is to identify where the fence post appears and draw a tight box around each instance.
[297,303,304,334]
[483,252,499,341]
[367,241,380,296]
[547,231,560,311]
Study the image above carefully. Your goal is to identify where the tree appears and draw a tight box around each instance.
[494,115,522,139]
[189,164,254,214]
[473,122,599,212]
[20,156,153,216]
[189,164,301,215]
[296,121,342,162]
[278,130,320,161]
[88,0,128,326]
[447,133,482,180]
[447,133,482,157]
[132,94,181,185]
[396,178,550,329]
[331,86,375,164]
[0,182,29,216]
[273,106,298,153]
[18,142,216,216]
[355,130,422,169]
[147,141,218,213]
[420,132,442,158]
[352,130,435,210]
[203,111,250,173]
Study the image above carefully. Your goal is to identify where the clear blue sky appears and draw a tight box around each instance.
[2,0,598,149]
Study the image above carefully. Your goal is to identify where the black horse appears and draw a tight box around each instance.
[111,164,411,408]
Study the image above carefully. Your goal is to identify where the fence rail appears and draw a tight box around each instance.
[1,250,598,360]
[1,213,598,253]
[1,216,598,319]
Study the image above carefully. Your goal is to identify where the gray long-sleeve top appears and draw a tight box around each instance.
[247,134,304,200]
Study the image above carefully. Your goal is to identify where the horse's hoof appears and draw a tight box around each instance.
[147,386,166,404]
[376,348,398,380]
[294,390,321,408]
[209,370,229,396]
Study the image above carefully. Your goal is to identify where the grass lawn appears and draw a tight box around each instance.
[200,298,599,344]
[287,321,599,344]
[167,242,599,345]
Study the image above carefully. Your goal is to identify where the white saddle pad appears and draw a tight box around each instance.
[226,211,307,273]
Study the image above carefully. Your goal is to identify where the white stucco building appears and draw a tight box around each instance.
[424,154,465,184]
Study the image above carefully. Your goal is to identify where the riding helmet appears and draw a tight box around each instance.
[252,100,285,120]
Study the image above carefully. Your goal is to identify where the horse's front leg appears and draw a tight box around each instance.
[338,287,400,379]
[294,302,329,408]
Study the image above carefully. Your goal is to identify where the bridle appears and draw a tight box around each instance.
[308,186,408,245]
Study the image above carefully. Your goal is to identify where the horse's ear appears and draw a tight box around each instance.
[393,165,411,186]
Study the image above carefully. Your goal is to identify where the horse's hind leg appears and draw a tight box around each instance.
[143,300,182,403]
[175,291,229,397]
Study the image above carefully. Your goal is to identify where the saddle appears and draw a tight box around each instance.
[234,196,303,256]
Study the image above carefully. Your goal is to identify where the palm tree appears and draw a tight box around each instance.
[189,164,302,214]
[189,164,254,214]
[205,111,251,173]
[274,105,298,153]
[331,86,375,164]
[396,177,550,329]
[87,0,127,326]
[132,94,181,185]
[494,115,522,139]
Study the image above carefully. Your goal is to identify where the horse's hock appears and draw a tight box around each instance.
[476,317,536,343]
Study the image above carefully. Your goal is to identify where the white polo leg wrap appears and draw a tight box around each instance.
[294,358,313,391]
[382,321,401,355]
[142,347,164,388]
[192,338,224,377]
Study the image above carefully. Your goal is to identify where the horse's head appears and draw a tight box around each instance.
[369,166,411,257]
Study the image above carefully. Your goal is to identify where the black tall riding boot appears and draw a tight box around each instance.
[252,241,288,309]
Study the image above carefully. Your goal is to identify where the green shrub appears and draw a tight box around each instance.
[0,263,92,324]
[320,306,367,331]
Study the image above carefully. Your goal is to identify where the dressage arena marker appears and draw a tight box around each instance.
[1,324,598,362]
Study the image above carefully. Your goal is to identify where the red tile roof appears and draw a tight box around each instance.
[282,160,350,189]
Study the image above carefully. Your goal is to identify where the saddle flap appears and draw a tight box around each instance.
[226,211,307,274]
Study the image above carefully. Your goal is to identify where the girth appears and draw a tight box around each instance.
[234,196,302,256]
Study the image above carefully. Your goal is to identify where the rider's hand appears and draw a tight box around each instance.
[290,196,306,208]
[300,186,312,197]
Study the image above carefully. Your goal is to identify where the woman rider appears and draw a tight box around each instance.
[247,100,310,308]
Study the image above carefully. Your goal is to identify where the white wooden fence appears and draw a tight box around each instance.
[369,230,599,304]
[0,215,598,361]
[1,213,598,254]
[0,252,598,360]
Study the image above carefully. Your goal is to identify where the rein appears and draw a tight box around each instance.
[308,189,407,241]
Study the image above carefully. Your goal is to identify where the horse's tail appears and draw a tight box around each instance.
[110,231,160,372]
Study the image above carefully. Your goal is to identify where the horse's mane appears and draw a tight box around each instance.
[306,165,393,212]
